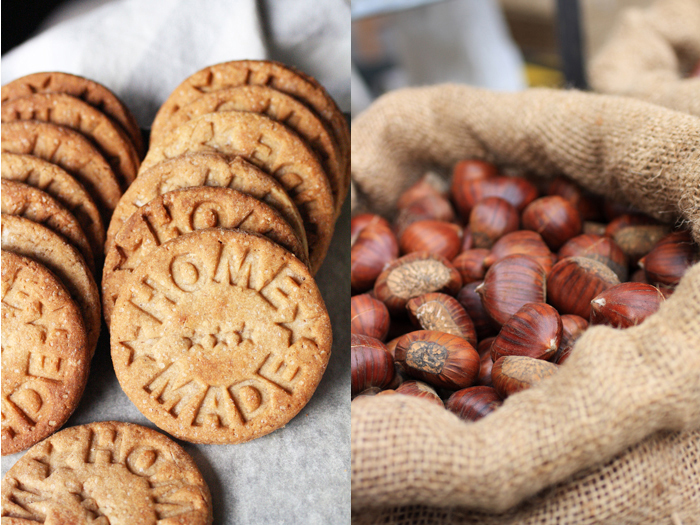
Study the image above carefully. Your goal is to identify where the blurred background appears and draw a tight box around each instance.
[351,0,655,116]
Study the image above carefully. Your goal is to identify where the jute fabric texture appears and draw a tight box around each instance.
[350,85,700,524]
[588,0,700,117]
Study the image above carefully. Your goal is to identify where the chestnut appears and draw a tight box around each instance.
[603,213,658,238]
[590,282,665,329]
[491,356,558,398]
[639,230,698,287]
[351,214,399,293]
[406,292,477,347]
[351,334,395,397]
[396,174,445,209]
[395,380,444,407]
[394,194,455,235]
[483,230,555,275]
[558,314,588,351]
[547,175,601,221]
[612,225,670,266]
[446,386,502,422]
[351,294,391,340]
[452,248,490,284]
[476,352,494,387]
[394,330,480,390]
[452,176,538,220]
[558,234,628,282]
[451,159,498,185]
[490,303,562,362]
[468,197,519,248]
[399,220,462,260]
[521,195,582,251]
[456,282,500,340]
[476,254,547,326]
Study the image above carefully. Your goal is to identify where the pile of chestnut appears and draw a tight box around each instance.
[350,160,699,422]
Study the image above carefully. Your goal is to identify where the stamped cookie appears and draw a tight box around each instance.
[2,179,96,275]
[152,85,345,215]
[102,186,310,325]
[1,121,122,220]
[140,112,335,273]
[1,251,89,456]
[1,152,106,255]
[1,215,101,358]
[110,229,332,444]
[150,59,349,185]
[1,93,139,187]
[1,71,144,157]
[106,152,307,258]
[1,421,213,524]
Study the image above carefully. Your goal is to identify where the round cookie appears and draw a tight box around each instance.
[1,93,139,187]
[149,59,349,186]
[1,121,122,221]
[102,186,310,325]
[140,112,335,274]
[110,229,332,444]
[1,152,106,255]
[1,421,213,524]
[1,215,101,358]
[152,85,345,216]
[106,152,307,258]
[1,251,89,456]
[1,71,144,157]
[2,179,96,275]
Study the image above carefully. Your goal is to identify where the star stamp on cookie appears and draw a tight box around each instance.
[1,251,89,456]
[110,229,332,444]
[1,421,213,524]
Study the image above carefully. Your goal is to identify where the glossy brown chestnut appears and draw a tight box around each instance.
[395,380,445,407]
[394,194,456,235]
[491,356,558,398]
[452,249,490,283]
[583,221,607,236]
[475,254,547,326]
[396,175,444,209]
[457,282,500,340]
[613,225,670,266]
[399,220,462,260]
[476,352,494,387]
[490,303,562,361]
[468,197,519,248]
[374,252,462,315]
[452,176,538,220]
[558,234,628,281]
[521,195,582,251]
[452,159,498,185]
[394,330,480,390]
[351,294,391,340]
[590,282,665,328]
[639,230,698,287]
[483,230,555,274]
[446,386,502,422]
[406,293,477,347]
[461,226,474,252]
[351,214,399,293]
[477,336,496,357]
[547,256,620,319]
[559,314,588,351]
[603,213,658,238]
[351,334,395,397]
[547,175,601,221]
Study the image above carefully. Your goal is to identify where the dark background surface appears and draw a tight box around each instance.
[2,0,65,55]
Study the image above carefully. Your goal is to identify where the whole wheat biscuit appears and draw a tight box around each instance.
[110,229,332,444]
[149,59,349,187]
[1,152,106,255]
[1,421,213,524]
[1,93,139,187]
[102,186,309,325]
[2,179,96,275]
[106,152,307,258]
[1,71,144,157]
[152,85,345,216]
[1,121,122,221]
[1,251,89,456]
[140,112,335,274]
[1,215,100,358]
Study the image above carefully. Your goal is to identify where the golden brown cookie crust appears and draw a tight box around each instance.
[106,152,307,257]
[1,121,122,221]
[149,59,349,187]
[1,93,139,187]
[1,251,89,456]
[1,215,101,358]
[1,71,144,157]
[152,85,345,215]
[2,179,96,275]
[102,186,309,325]
[1,421,213,524]
[140,112,335,274]
[1,152,106,256]
[110,229,332,444]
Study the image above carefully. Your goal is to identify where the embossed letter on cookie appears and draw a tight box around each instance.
[110,229,332,444]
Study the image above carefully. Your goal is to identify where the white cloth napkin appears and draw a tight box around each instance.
[1,0,350,127]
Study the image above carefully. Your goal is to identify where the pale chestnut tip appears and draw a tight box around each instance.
[592,297,606,308]
[548,338,558,350]
[475,282,484,293]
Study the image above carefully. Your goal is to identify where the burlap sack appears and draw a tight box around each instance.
[588,0,700,117]
[350,86,700,523]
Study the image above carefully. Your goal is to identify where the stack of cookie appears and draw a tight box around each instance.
[105,60,345,444]
[1,73,143,455]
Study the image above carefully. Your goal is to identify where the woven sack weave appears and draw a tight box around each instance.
[350,85,700,524]
[588,0,700,116]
